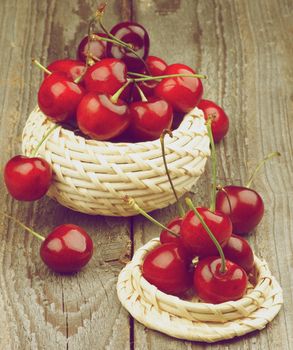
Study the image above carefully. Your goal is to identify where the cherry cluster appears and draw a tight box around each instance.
[34,8,229,143]
[128,128,279,304]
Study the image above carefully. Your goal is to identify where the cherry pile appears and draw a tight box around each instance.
[126,124,279,304]
[32,6,229,143]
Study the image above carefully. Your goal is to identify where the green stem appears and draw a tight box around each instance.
[124,196,179,237]
[185,198,226,273]
[110,80,131,104]
[133,73,207,82]
[32,59,51,75]
[160,130,185,217]
[135,83,148,102]
[1,212,45,241]
[246,151,281,188]
[206,119,217,212]
[31,124,59,157]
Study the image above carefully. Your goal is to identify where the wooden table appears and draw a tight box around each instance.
[0,0,292,349]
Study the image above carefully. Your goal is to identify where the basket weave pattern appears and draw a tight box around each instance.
[117,238,283,342]
[22,107,210,216]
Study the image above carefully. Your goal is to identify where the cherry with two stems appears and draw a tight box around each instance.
[2,213,93,274]
[186,199,248,304]
[216,152,281,235]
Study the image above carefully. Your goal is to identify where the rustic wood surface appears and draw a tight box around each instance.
[0,0,292,349]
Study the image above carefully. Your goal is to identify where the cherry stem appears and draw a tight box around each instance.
[110,80,131,104]
[133,73,207,82]
[246,151,281,188]
[128,72,161,82]
[135,83,148,102]
[185,198,226,273]
[1,212,45,241]
[31,124,59,157]
[124,196,179,237]
[216,185,233,214]
[32,59,51,75]
[206,118,217,212]
[160,130,185,217]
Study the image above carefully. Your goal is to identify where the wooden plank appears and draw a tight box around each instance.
[0,0,132,349]
[132,0,293,349]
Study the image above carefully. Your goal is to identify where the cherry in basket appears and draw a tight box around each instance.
[216,152,280,235]
[2,213,93,274]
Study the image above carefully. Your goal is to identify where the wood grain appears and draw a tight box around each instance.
[0,0,292,349]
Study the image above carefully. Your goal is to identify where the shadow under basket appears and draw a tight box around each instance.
[117,238,283,343]
[22,107,210,216]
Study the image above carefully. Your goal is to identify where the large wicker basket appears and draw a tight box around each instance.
[117,238,283,342]
[22,107,210,216]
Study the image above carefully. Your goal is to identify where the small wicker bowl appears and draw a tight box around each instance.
[22,107,210,216]
[117,238,283,342]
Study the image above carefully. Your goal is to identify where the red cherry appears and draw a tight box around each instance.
[46,59,86,81]
[77,33,107,63]
[142,243,192,296]
[106,22,150,72]
[84,58,127,95]
[194,257,248,303]
[4,155,52,201]
[216,185,264,235]
[77,92,130,140]
[197,99,229,143]
[223,234,254,272]
[38,72,85,122]
[180,207,232,257]
[128,97,173,141]
[40,224,93,274]
[146,56,167,76]
[154,64,203,113]
[160,217,182,244]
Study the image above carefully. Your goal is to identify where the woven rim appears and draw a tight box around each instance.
[22,107,210,216]
[117,238,283,342]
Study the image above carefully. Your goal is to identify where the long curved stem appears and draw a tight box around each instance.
[160,130,185,217]
[186,198,226,273]
[124,196,179,237]
[246,152,281,188]
[133,73,207,82]
[1,212,45,241]
[206,119,217,212]
[32,124,59,157]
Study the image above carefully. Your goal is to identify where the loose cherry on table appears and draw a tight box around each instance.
[83,58,127,95]
[4,155,52,201]
[46,59,86,82]
[142,242,192,296]
[33,59,85,123]
[77,33,108,64]
[216,152,280,235]
[2,214,93,274]
[197,99,229,143]
[77,82,130,140]
[106,21,150,72]
[154,63,204,113]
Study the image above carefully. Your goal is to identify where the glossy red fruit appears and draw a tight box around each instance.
[160,217,182,244]
[180,207,232,257]
[198,99,229,143]
[223,234,254,273]
[194,257,248,303]
[84,58,127,95]
[46,59,86,81]
[4,155,52,201]
[146,56,167,76]
[154,64,203,113]
[77,33,107,63]
[77,93,130,140]
[128,97,173,141]
[107,22,150,72]
[142,243,192,296]
[38,72,85,122]
[216,185,264,235]
[40,224,93,273]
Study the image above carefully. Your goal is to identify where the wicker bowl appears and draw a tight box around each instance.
[22,107,210,216]
[117,238,283,342]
